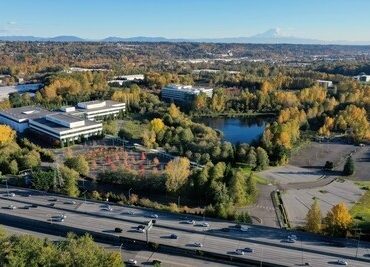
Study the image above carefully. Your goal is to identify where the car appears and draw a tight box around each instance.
[185,220,195,224]
[31,204,38,208]
[60,213,67,219]
[198,222,210,227]
[221,228,230,232]
[65,200,76,205]
[137,224,145,229]
[127,259,137,265]
[170,234,178,239]
[235,249,245,255]
[288,234,297,240]
[285,238,295,243]
[102,205,113,211]
[150,214,158,218]
[48,203,55,207]
[114,227,123,233]
[137,228,145,233]
[304,262,311,266]
[128,211,135,215]
[49,198,58,202]
[23,205,30,209]
[194,242,203,247]
[55,217,64,222]
[7,204,16,210]
[243,247,254,253]
[7,193,16,197]
[337,259,348,265]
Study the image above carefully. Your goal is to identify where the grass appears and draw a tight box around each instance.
[237,164,270,185]
[120,119,148,140]
[350,181,370,230]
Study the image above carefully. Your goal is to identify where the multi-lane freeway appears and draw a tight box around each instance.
[1,186,370,266]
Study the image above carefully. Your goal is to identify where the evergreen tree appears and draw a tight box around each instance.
[343,156,354,176]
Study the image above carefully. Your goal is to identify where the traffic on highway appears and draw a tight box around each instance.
[1,186,370,266]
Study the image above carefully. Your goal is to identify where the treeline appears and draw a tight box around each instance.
[0,230,122,267]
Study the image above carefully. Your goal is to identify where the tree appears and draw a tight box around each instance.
[256,147,269,170]
[246,148,257,168]
[0,125,15,147]
[168,103,181,120]
[324,202,352,237]
[142,129,156,149]
[305,199,322,233]
[343,156,354,176]
[165,157,190,193]
[60,165,80,197]
[193,92,208,111]
[21,150,41,169]
[246,173,257,197]
[8,160,18,175]
[64,155,90,176]
[229,170,247,206]
[103,120,118,136]
[150,118,165,134]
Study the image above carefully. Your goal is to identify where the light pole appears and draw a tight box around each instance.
[128,188,133,199]
[178,195,181,207]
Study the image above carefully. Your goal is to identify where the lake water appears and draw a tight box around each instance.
[197,117,269,144]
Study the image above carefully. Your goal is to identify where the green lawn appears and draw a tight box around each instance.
[236,163,270,185]
[119,119,148,140]
[351,181,370,230]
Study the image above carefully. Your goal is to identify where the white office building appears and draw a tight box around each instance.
[353,74,370,83]
[73,100,126,120]
[316,80,333,88]
[161,84,213,103]
[29,113,102,144]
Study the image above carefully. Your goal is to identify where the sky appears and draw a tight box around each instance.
[0,0,369,41]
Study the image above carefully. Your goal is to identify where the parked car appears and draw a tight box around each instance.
[7,193,16,197]
[243,247,254,253]
[235,249,245,255]
[194,242,203,247]
[7,204,16,210]
[114,227,123,233]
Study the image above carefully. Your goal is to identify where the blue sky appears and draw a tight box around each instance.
[1,0,369,41]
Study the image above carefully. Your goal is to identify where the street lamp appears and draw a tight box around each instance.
[128,188,133,199]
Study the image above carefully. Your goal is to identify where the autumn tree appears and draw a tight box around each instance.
[193,92,208,110]
[150,118,165,134]
[324,202,353,237]
[318,117,335,137]
[165,157,190,193]
[0,125,15,147]
[305,199,322,233]
[246,147,257,168]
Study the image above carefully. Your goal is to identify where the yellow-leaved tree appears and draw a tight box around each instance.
[305,199,322,234]
[0,125,15,146]
[165,157,190,193]
[324,202,352,237]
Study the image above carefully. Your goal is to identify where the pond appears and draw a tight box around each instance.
[197,116,270,144]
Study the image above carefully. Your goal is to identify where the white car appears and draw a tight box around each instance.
[65,200,76,205]
[7,204,16,210]
[235,249,245,255]
[337,259,348,265]
[127,259,137,265]
[198,222,210,227]
[285,238,295,243]
[7,193,16,197]
[150,214,158,219]
[60,213,67,219]
[128,211,135,215]
[185,220,195,224]
[137,228,145,233]
[194,242,203,247]
[102,205,113,211]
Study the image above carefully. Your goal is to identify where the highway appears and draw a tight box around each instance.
[1,186,370,266]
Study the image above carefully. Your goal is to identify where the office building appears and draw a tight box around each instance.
[161,84,213,103]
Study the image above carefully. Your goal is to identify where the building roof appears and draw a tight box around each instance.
[163,84,213,94]
[30,115,101,134]
[0,106,52,122]
[46,113,84,124]
[74,100,125,113]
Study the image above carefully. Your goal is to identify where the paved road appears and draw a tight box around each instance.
[1,186,370,267]
[0,224,232,267]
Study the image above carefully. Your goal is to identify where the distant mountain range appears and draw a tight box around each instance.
[0,29,369,45]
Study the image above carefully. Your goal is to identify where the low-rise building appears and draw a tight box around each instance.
[29,113,102,145]
[316,80,333,88]
[353,73,370,83]
[161,84,213,103]
[73,100,126,120]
